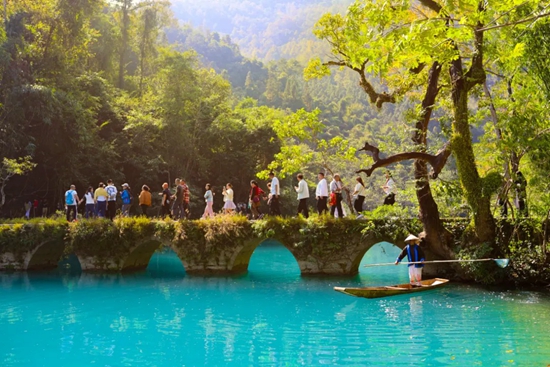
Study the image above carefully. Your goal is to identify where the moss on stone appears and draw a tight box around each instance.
[0,216,546,284]
[0,218,67,267]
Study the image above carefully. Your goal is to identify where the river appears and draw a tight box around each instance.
[1,242,549,366]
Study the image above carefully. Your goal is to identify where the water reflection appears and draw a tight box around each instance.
[358,242,409,285]
[1,243,550,366]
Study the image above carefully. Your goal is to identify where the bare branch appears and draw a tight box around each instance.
[485,69,507,79]
[484,0,532,27]
[356,141,451,178]
[325,61,348,67]
[478,10,550,32]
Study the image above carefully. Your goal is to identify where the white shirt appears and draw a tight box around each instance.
[106,184,117,201]
[354,183,366,197]
[384,178,395,195]
[85,192,95,204]
[295,180,310,200]
[223,189,234,202]
[316,178,328,197]
[270,177,280,196]
[330,180,342,193]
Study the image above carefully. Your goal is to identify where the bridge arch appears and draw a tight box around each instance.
[146,247,186,276]
[121,237,166,271]
[228,238,265,274]
[25,240,66,270]
[232,238,302,274]
[345,234,406,276]
[74,236,167,272]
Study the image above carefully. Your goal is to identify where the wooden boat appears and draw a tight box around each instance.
[334,278,449,299]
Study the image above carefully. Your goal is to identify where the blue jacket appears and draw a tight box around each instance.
[396,244,425,268]
[121,189,132,205]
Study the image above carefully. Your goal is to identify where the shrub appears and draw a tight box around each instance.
[0,219,67,265]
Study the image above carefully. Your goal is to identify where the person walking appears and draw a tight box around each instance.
[106,179,118,220]
[181,179,191,219]
[265,182,272,206]
[139,185,152,217]
[172,178,184,219]
[121,183,132,217]
[41,199,49,217]
[315,172,329,215]
[330,174,344,218]
[33,199,39,218]
[352,176,367,218]
[294,174,310,218]
[268,172,281,215]
[222,183,236,214]
[382,170,396,205]
[160,183,172,218]
[65,185,80,222]
[94,183,108,218]
[202,183,215,219]
[395,234,425,286]
[24,201,32,220]
[249,180,264,219]
[84,187,95,219]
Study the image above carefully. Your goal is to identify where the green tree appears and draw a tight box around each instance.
[0,157,36,208]
[307,0,549,249]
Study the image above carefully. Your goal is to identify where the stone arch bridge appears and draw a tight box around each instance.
[0,217,424,276]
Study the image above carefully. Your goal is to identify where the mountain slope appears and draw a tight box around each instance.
[170,0,352,61]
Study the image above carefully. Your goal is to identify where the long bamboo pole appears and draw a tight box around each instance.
[364,258,510,268]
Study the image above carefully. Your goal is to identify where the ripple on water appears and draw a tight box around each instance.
[1,244,550,366]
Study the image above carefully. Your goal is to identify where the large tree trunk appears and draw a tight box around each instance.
[355,63,455,258]
[413,62,454,258]
[449,56,495,243]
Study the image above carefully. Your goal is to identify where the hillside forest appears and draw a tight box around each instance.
[2,0,550,268]
[0,0,407,216]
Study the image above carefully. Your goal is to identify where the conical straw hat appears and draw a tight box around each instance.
[404,234,420,242]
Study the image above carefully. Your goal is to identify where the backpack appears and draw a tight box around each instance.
[65,190,75,205]
[329,192,336,206]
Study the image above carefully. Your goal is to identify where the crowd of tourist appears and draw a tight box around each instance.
[61,170,397,222]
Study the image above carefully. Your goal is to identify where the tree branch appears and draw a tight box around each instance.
[465,6,486,91]
[356,141,451,178]
[418,0,442,13]
[478,10,550,32]
[357,63,395,108]
[323,59,396,108]
[325,60,347,67]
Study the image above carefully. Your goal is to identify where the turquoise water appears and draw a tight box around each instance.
[1,242,550,366]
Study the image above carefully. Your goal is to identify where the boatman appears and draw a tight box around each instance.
[395,234,425,286]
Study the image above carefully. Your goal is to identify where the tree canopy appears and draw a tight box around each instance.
[2,0,550,240]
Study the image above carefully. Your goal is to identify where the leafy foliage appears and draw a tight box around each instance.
[0,0,285,214]
[1,0,550,283]
[0,218,67,264]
